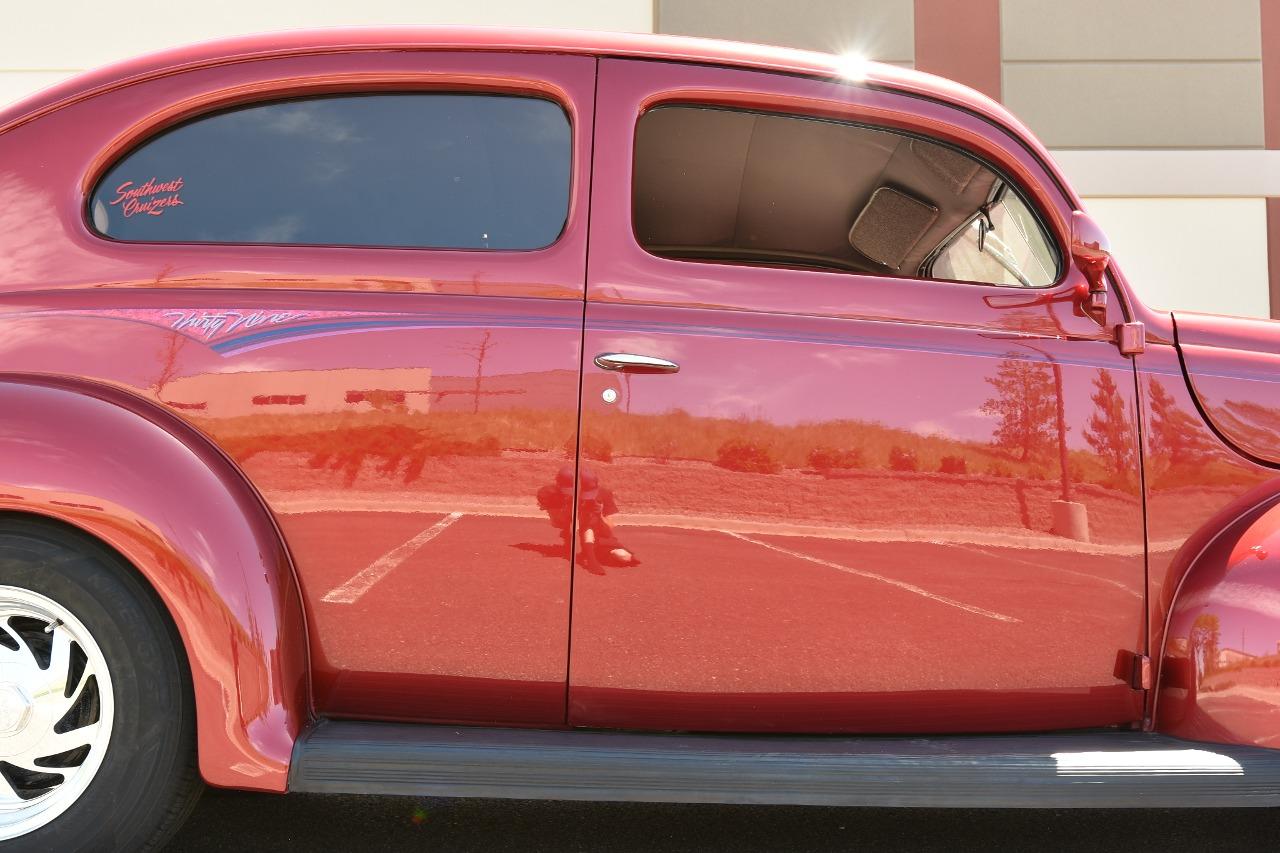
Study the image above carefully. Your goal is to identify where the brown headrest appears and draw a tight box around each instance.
[848,187,939,270]
[909,139,982,194]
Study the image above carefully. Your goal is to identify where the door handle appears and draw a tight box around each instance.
[593,352,680,374]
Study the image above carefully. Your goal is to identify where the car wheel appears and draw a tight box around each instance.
[0,517,201,852]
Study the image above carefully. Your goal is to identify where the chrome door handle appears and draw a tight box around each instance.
[593,352,680,374]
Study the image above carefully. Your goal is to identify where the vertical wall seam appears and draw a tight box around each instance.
[1260,0,1280,317]
[912,0,1001,101]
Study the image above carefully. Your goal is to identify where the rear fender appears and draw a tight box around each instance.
[0,374,308,791]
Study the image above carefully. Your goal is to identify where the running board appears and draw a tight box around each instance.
[289,721,1280,808]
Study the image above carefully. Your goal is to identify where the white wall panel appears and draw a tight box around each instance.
[1083,197,1270,318]
[0,71,76,108]
[1052,149,1280,197]
[0,0,654,105]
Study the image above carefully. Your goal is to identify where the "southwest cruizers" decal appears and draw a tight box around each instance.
[109,177,185,218]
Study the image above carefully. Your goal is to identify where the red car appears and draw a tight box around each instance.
[2,27,1280,851]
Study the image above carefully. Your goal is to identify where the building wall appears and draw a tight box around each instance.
[3,0,1276,319]
[0,0,654,103]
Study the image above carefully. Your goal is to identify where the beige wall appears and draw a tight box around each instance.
[1004,63,1263,149]
[657,0,914,63]
[2,1,1274,319]
[1001,0,1263,149]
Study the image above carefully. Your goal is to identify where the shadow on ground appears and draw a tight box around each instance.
[167,789,1280,851]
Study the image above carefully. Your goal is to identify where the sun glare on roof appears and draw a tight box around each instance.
[835,52,872,81]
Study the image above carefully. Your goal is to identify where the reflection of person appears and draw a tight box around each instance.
[536,465,637,573]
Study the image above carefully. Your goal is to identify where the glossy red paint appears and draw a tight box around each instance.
[2,28,1280,791]
[0,378,306,791]
[1140,311,1280,742]
[571,59,1144,733]
[1175,311,1280,464]
[1157,498,1280,747]
[0,46,595,781]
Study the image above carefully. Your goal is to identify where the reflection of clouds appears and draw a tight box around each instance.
[308,157,350,184]
[0,320,100,358]
[604,336,682,361]
[811,348,896,368]
[250,215,304,243]
[0,171,58,282]
[212,357,296,373]
[911,420,957,439]
[707,392,764,416]
[234,101,361,144]
[1183,582,1280,621]
[519,100,571,142]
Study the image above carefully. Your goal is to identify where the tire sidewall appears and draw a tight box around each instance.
[0,518,194,853]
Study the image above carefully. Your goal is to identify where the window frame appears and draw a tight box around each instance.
[84,89,575,253]
[629,101,1063,289]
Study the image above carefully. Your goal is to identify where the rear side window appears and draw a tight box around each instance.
[632,105,1058,287]
[90,93,572,250]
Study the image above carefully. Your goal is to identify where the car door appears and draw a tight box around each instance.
[568,59,1147,733]
[0,50,595,727]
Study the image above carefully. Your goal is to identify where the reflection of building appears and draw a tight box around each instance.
[162,368,432,417]
[427,369,613,412]
[1217,647,1255,669]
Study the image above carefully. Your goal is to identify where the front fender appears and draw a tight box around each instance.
[0,375,308,791]
[1156,491,1280,748]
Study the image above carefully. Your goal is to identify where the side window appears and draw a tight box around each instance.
[632,105,1058,287]
[90,93,572,250]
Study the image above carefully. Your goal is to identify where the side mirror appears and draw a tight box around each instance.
[1071,211,1111,324]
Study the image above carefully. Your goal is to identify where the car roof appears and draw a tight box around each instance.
[0,26,1034,140]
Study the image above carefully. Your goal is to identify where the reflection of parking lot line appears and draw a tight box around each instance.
[724,531,1021,624]
[322,512,464,605]
[950,543,1142,598]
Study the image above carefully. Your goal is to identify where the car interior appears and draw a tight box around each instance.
[633,105,1059,287]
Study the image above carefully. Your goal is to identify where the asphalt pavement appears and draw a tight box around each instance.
[167,789,1280,851]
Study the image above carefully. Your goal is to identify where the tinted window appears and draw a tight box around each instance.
[91,94,572,250]
[633,105,1058,287]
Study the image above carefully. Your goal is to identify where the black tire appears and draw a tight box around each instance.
[0,516,202,852]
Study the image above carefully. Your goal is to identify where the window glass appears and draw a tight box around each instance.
[931,190,1057,287]
[91,93,572,250]
[632,105,1058,286]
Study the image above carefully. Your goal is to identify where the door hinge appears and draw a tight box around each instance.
[1130,654,1153,690]
[1116,321,1145,356]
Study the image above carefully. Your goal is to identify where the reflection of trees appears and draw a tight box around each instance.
[151,331,188,403]
[1213,398,1280,455]
[228,424,501,486]
[980,357,1057,463]
[1148,379,1216,469]
[1083,370,1135,484]
[452,330,497,415]
[1191,613,1221,679]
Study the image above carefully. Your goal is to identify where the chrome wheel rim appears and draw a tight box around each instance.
[0,586,114,841]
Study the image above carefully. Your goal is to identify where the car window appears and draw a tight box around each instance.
[929,188,1057,287]
[90,93,572,250]
[632,105,1058,287]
